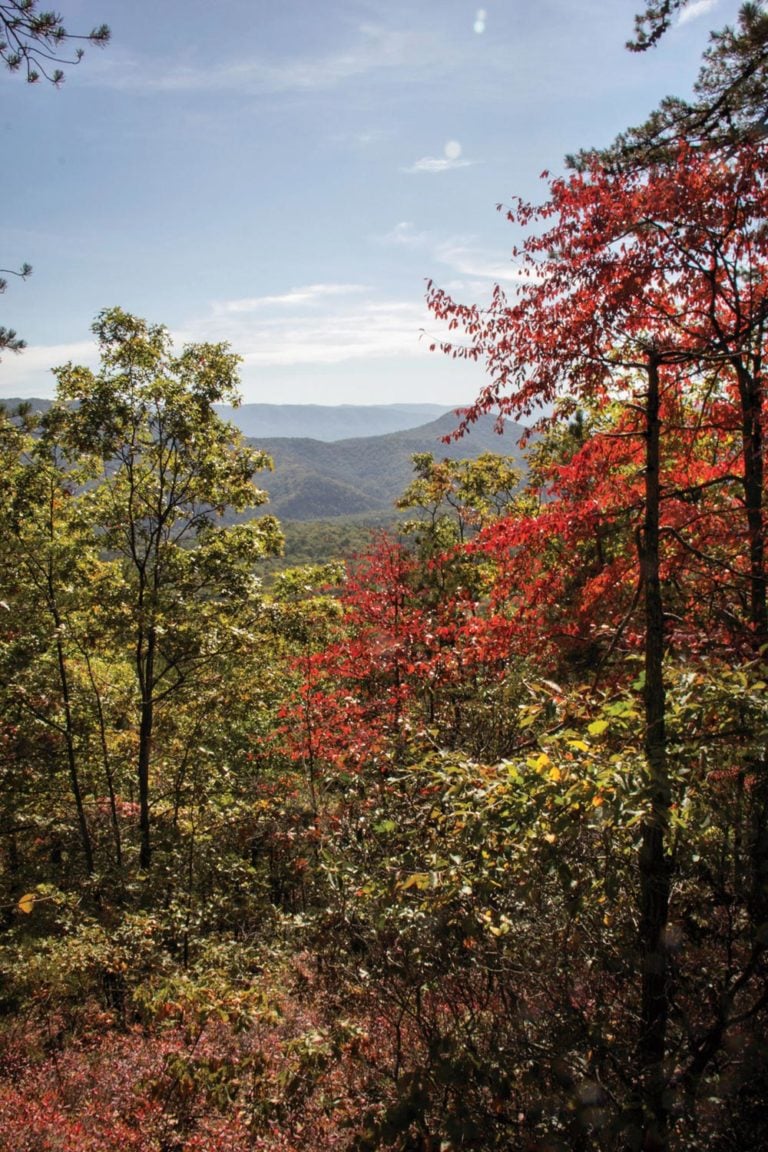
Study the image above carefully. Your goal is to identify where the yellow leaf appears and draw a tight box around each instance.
[400,872,430,891]
[548,766,562,783]
[17,893,35,914]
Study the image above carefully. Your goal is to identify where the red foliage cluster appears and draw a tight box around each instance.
[0,982,378,1152]
[278,144,768,771]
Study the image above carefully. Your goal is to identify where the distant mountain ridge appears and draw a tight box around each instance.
[0,397,55,413]
[216,402,460,441]
[1,399,461,442]
[253,410,527,521]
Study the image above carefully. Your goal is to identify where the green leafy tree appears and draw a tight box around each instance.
[0,411,99,878]
[397,451,521,547]
[51,308,282,871]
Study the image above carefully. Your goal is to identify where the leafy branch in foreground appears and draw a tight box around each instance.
[628,1,701,52]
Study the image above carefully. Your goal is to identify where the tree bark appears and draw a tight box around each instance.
[737,366,768,936]
[54,626,95,877]
[637,354,672,1152]
[738,364,767,646]
[137,624,155,871]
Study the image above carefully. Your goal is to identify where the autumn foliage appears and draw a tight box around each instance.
[5,28,768,1152]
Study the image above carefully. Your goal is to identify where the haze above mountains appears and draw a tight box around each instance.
[215,402,459,442]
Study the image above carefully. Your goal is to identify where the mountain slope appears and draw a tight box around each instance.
[254,412,527,521]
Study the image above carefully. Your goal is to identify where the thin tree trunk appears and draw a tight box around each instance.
[137,625,155,870]
[83,650,123,870]
[53,625,95,876]
[637,354,672,1152]
[737,366,767,643]
[46,504,94,875]
[738,368,768,934]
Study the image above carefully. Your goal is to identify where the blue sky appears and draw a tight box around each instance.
[0,0,742,405]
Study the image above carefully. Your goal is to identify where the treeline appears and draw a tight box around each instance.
[263,516,389,573]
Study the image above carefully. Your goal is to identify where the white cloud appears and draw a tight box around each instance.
[377,222,428,247]
[221,302,430,366]
[0,253,527,401]
[83,24,438,94]
[0,283,487,406]
[435,240,528,283]
[330,128,395,148]
[0,340,98,396]
[212,284,367,314]
[404,155,475,174]
[405,137,477,173]
[0,295,441,396]
[183,285,459,370]
[0,279,470,399]
[678,0,719,26]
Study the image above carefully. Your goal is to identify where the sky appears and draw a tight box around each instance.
[0,0,746,406]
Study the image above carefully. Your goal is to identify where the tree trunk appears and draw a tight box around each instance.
[83,651,123,871]
[52,605,94,877]
[137,625,155,871]
[637,354,672,1152]
[738,367,768,935]
[39,482,94,877]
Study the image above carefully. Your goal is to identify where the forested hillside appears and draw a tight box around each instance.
[3,4,768,1152]
[253,411,524,520]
